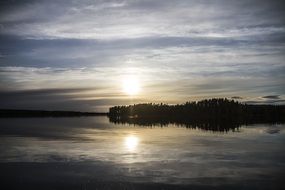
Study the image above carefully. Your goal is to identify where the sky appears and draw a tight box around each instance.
[0,0,285,112]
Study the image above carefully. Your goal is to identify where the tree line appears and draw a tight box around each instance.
[0,109,107,117]
[108,98,285,131]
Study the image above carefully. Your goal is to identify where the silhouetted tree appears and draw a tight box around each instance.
[109,98,285,131]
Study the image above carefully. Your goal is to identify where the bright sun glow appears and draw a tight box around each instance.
[122,76,140,95]
[125,135,139,151]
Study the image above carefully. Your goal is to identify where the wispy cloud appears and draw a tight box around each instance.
[0,0,285,110]
[1,0,285,40]
[262,95,280,100]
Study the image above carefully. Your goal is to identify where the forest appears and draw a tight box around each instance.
[108,98,285,130]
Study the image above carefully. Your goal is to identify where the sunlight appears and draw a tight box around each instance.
[125,135,139,151]
[122,76,141,95]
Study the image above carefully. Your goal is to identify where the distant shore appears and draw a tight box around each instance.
[0,109,107,118]
[1,98,285,121]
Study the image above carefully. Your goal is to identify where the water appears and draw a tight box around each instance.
[0,117,284,189]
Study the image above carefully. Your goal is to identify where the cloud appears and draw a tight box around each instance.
[0,88,146,111]
[0,0,285,110]
[231,96,243,100]
[245,99,285,105]
[1,0,285,40]
[262,95,280,99]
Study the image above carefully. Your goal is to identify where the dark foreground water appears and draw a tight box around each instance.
[0,117,284,189]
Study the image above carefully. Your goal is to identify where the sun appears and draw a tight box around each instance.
[122,76,141,95]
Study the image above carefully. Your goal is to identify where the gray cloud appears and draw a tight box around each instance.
[0,88,93,111]
[231,96,243,100]
[245,99,285,105]
[0,88,145,111]
[262,95,280,100]
[0,0,285,110]
[1,0,285,39]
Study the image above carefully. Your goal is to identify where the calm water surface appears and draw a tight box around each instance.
[0,117,284,189]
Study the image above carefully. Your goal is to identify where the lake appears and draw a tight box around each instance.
[0,117,284,189]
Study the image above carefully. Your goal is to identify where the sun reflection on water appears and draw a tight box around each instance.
[124,135,139,151]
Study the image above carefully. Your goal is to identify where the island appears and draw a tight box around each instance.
[108,98,285,131]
